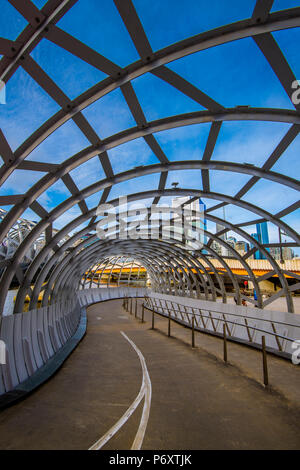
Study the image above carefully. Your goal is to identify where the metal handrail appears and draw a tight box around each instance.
[145,297,300,330]
[144,298,296,348]
[123,297,288,385]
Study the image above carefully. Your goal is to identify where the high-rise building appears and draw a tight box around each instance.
[171,196,207,250]
[257,221,269,246]
[225,236,237,256]
[227,236,237,246]
[251,222,270,260]
[215,223,229,256]
[216,223,227,241]
[269,247,294,261]
[211,240,222,256]
[251,232,260,260]
[235,241,249,257]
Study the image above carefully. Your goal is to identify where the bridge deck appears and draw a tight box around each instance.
[0,299,299,450]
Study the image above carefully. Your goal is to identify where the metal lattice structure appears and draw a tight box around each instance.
[0,207,41,264]
[0,208,69,269]
[0,0,299,315]
[82,257,148,289]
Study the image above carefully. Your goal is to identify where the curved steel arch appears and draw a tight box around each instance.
[0,0,299,315]
[1,154,300,244]
[7,184,300,313]
[33,230,238,310]
[58,236,242,307]
[49,239,218,305]
[27,216,227,310]
[1,6,299,177]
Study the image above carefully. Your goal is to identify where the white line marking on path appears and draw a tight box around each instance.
[122,331,152,450]
[89,331,152,451]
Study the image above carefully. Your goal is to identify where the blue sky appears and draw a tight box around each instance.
[0,0,299,253]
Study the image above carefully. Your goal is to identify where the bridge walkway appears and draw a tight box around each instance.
[0,299,299,450]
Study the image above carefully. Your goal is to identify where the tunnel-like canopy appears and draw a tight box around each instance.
[0,0,299,314]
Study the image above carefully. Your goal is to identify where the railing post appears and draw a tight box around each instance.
[244,318,252,342]
[192,308,199,328]
[262,335,269,387]
[223,323,227,363]
[209,312,216,332]
[192,315,195,348]
[135,298,137,318]
[168,309,171,337]
[222,314,231,336]
[142,303,145,323]
[271,323,282,352]
[151,310,155,330]
[130,298,133,315]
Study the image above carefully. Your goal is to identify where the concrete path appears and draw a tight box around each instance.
[0,299,299,450]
